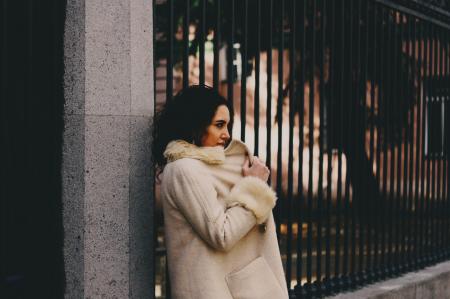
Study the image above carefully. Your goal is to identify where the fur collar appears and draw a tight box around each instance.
[163,139,250,165]
[164,140,226,164]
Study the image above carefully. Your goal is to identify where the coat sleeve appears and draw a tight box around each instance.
[164,160,276,252]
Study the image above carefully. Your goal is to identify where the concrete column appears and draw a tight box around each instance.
[63,0,154,298]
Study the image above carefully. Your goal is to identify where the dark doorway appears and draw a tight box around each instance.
[1,1,66,298]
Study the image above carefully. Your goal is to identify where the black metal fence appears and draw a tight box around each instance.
[153,0,450,297]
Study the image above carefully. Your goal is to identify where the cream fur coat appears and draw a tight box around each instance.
[161,139,289,299]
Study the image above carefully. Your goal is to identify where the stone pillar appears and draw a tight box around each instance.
[63,0,154,298]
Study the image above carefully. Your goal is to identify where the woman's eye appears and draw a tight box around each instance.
[216,123,224,128]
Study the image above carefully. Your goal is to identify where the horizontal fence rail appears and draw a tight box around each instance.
[153,0,450,298]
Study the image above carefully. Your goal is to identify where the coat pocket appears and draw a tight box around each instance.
[225,256,286,299]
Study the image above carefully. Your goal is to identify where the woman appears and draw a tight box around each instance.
[153,85,288,299]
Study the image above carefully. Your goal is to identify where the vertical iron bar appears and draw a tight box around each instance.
[419,21,428,266]
[342,0,352,287]
[334,0,345,291]
[443,31,450,258]
[424,22,432,263]
[431,27,441,262]
[240,0,248,141]
[364,0,372,282]
[445,31,449,256]
[266,0,273,177]
[295,0,306,294]
[431,24,438,263]
[409,17,418,270]
[437,26,444,261]
[167,0,174,101]
[227,0,234,112]
[428,23,435,263]
[275,0,284,245]
[380,7,388,277]
[425,22,432,263]
[436,25,442,262]
[405,15,414,270]
[445,32,449,257]
[437,27,444,260]
[423,19,430,266]
[427,24,436,263]
[443,29,448,258]
[435,25,441,261]
[316,0,325,294]
[446,32,450,257]
[199,0,205,85]
[352,0,362,284]
[213,0,220,91]
[408,16,419,271]
[412,19,421,269]
[394,11,403,274]
[359,0,369,283]
[254,0,261,156]
[306,0,316,292]
[324,0,335,290]
[371,3,380,281]
[374,4,383,279]
[387,8,396,276]
[286,0,296,291]
[436,27,442,257]
[414,20,425,269]
[183,0,190,89]
[429,22,435,263]
[440,29,447,258]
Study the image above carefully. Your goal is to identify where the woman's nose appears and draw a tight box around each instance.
[222,129,230,140]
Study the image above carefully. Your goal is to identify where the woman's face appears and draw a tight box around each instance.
[201,105,231,147]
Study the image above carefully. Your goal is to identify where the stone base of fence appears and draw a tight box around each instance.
[327,260,450,298]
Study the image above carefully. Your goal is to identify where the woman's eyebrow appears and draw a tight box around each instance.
[214,119,227,124]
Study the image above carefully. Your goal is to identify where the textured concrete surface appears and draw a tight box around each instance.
[63,0,154,298]
[84,115,131,299]
[131,0,154,116]
[129,116,153,299]
[63,1,86,297]
[327,260,450,299]
[64,0,85,116]
[85,0,131,116]
[62,114,85,299]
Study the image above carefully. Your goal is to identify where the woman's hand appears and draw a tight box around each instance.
[242,156,270,182]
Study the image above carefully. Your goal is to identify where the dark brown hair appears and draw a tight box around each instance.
[152,85,233,174]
